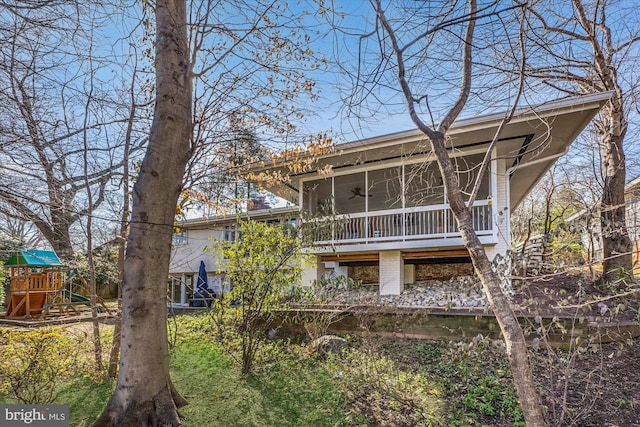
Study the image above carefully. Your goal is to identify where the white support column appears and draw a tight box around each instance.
[486,157,510,260]
[404,263,415,285]
[486,156,512,294]
[334,264,348,278]
[319,261,348,281]
[379,250,404,295]
[301,255,324,286]
[180,273,187,304]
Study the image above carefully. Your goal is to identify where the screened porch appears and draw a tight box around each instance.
[301,153,494,246]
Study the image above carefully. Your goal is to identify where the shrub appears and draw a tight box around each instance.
[209,219,307,374]
[325,346,444,426]
[292,271,361,340]
[0,328,83,403]
[72,248,119,298]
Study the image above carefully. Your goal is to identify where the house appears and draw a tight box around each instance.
[246,92,611,295]
[628,176,640,261]
[170,92,611,297]
[168,207,298,305]
[575,175,640,268]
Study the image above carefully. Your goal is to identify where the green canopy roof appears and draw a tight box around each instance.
[4,250,64,267]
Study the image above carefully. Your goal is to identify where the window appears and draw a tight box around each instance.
[223,226,237,241]
[303,178,333,215]
[454,154,490,201]
[301,153,492,216]
[368,167,402,211]
[405,161,444,207]
[334,172,365,214]
[172,230,187,246]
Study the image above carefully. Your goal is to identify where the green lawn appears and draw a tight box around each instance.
[1,335,354,427]
[169,341,352,427]
[3,312,639,426]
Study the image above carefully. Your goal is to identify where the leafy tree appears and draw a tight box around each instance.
[210,219,306,374]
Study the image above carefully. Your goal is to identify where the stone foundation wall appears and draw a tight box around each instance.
[415,262,474,281]
[347,261,474,284]
[349,265,379,284]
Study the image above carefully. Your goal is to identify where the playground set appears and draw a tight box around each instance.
[2,249,110,319]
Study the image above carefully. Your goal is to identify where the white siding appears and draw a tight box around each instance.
[169,227,225,275]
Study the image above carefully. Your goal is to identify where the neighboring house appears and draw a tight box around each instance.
[628,176,640,259]
[171,92,610,297]
[168,207,298,305]
[575,175,640,268]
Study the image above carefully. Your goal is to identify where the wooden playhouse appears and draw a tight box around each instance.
[4,249,66,318]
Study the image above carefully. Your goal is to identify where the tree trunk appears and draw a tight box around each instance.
[600,130,633,282]
[108,47,137,380]
[430,132,547,426]
[571,0,633,282]
[39,221,74,263]
[372,0,545,420]
[93,0,191,425]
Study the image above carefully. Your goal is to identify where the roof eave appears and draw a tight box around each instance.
[249,91,614,172]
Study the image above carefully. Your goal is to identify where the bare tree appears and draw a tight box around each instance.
[107,48,145,379]
[0,11,141,261]
[79,20,104,375]
[0,214,44,249]
[332,1,546,424]
[512,160,590,275]
[525,0,640,282]
[94,0,323,423]
[0,0,73,31]
[181,2,324,215]
[93,1,192,424]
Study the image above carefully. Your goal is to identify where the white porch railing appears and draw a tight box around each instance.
[311,201,492,245]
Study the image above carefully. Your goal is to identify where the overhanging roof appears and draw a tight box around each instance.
[249,92,612,209]
[627,175,640,194]
[177,206,299,229]
[5,249,64,267]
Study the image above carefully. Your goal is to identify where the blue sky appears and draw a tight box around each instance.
[292,0,640,183]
